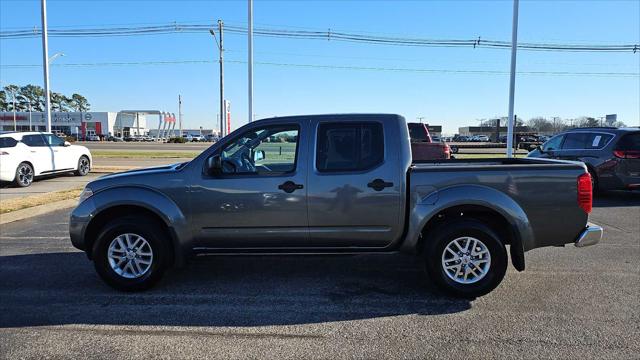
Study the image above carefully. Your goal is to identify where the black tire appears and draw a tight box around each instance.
[423,219,508,299]
[588,168,599,194]
[92,216,170,291]
[75,155,90,176]
[14,162,34,187]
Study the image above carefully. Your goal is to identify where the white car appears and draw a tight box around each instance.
[0,132,92,187]
[476,135,490,142]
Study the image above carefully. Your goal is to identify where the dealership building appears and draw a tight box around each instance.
[0,110,176,138]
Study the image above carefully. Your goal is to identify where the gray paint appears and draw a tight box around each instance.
[69,114,593,269]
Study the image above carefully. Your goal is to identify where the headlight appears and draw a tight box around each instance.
[78,187,94,204]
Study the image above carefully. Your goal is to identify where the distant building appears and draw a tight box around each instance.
[148,128,221,138]
[458,126,530,137]
[0,110,173,138]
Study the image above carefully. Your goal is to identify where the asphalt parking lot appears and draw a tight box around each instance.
[0,191,638,359]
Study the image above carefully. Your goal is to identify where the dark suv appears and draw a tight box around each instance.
[528,127,640,191]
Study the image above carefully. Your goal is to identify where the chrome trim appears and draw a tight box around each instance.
[575,223,603,248]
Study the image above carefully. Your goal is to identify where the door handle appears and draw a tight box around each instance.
[278,180,304,193]
[367,178,394,191]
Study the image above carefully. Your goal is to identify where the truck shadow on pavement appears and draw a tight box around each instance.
[0,252,471,328]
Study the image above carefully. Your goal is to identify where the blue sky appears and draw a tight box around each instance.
[1,0,638,134]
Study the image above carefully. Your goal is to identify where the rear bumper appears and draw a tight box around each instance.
[574,223,603,248]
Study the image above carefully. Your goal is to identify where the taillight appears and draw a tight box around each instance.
[613,150,640,159]
[577,173,592,214]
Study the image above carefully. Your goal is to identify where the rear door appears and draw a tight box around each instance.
[21,134,54,175]
[307,118,403,248]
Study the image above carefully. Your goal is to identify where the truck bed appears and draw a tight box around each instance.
[409,157,588,251]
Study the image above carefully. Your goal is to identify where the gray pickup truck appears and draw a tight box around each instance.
[69,114,602,298]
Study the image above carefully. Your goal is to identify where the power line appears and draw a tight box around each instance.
[2,59,637,77]
[1,22,638,53]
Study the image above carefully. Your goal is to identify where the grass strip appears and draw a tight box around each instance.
[91,151,199,159]
[0,187,83,214]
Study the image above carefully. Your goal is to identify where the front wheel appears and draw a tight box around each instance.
[424,219,507,298]
[92,217,169,291]
[75,155,90,176]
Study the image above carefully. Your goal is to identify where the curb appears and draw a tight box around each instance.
[0,198,77,225]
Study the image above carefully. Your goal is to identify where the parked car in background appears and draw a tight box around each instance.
[182,134,194,142]
[70,114,601,298]
[476,135,490,142]
[205,134,218,142]
[0,132,92,187]
[86,134,100,141]
[107,136,124,142]
[192,135,206,142]
[408,122,451,160]
[528,127,640,191]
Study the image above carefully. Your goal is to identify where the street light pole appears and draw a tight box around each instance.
[41,0,52,132]
[28,99,32,131]
[248,0,253,123]
[12,90,16,131]
[506,0,519,158]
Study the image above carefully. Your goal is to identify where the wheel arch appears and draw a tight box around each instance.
[79,186,191,267]
[404,184,533,271]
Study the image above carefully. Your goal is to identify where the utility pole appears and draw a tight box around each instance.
[416,116,427,123]
[41,0,52,132]
[248,0,254,123]
[10,89,16,131]
[210,21,225,137]
[506,0,519,158]
[28,99,32,131]
[178,95,183,136]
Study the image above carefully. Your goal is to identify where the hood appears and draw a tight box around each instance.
[88,162,187,190]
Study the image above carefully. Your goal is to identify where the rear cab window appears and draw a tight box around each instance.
[0,137,18,148]
[316,122,384,172]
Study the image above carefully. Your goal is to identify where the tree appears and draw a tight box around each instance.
[49,91,71,111]
[18,84,44,111]
[0,91,7,111]
[527,117,553,133]
[612,120,627,128]
[576,117,600,128]
[70,93,90,112]
[2,85,24,111]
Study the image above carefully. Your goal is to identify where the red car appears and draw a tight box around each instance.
[408,123,451,161]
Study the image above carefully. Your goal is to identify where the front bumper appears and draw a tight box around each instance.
[574,222,603,248]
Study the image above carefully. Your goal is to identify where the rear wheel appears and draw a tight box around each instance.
[423,219,507,298]
[588,168,599,193]
[92,217,169,291]
[14,162,34,187]
[75,155,90,176]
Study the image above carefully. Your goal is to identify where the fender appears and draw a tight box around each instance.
[402,184,534,271]
[72,185,192,267]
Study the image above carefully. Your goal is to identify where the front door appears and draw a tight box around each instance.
[307,119,403,248]
[190,120,309,249]
[42,134,75,170]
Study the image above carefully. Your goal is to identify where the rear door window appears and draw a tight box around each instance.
[316,122,384,172]
[21,134,48,147]
[0,137,18,148]
[561,133,590,149]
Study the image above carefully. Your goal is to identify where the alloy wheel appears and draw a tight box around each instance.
[107,233,154,279]
[441,236,491,284]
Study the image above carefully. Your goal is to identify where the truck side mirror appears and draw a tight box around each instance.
[253,150,265,162]
[206,154,222,176]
